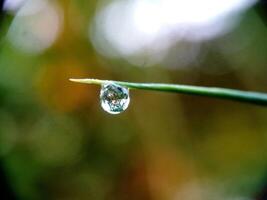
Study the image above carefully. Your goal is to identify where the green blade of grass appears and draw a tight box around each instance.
[69,78,267,106]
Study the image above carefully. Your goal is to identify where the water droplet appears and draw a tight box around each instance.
[100,82,130,114]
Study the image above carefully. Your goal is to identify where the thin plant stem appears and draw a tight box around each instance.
[69,78,267,106]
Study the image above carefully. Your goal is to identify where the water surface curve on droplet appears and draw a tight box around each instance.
[100,82,130,114]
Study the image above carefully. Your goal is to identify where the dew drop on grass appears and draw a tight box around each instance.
[100,82,130,114]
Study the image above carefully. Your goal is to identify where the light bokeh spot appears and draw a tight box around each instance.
[90,0,257,67]
[7,0,63,55]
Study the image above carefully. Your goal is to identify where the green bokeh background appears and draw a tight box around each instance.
[0,1,267,199]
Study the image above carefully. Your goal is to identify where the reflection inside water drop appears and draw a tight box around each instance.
[100,82,130,114]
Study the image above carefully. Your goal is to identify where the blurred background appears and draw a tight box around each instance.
[0,0,267,199]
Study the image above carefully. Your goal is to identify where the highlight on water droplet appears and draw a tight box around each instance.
[100,82,130,114]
